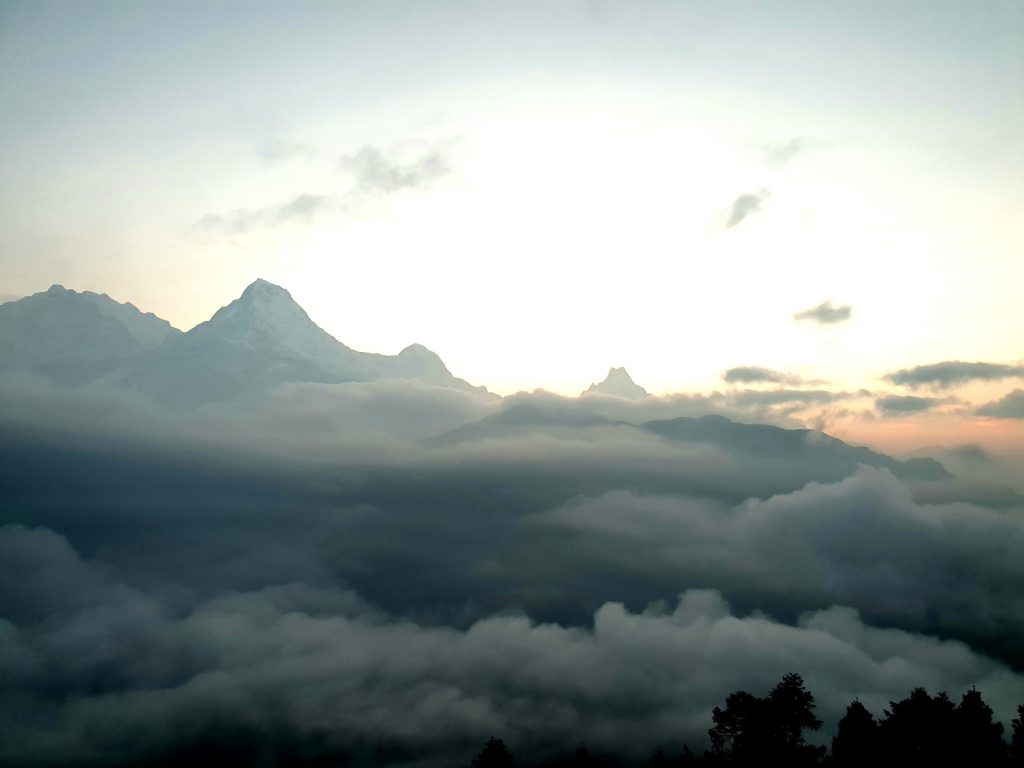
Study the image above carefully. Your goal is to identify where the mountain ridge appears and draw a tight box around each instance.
[0,279,485,403]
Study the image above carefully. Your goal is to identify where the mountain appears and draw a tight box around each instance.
[640,414,950,481]
[0,285,180,384]
[181,278,376,378]
[428,400,950,495]
[0,279,484,405]
[582,367,649,399]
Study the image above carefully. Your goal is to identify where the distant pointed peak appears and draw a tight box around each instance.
[46,284,70,295]
[240,278,293,301]
[582,366,650,399]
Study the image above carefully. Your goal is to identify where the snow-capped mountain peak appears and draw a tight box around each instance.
[582,366,650,399]
[189,279,351,363]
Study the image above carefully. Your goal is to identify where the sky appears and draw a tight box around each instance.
[3,6,1024,763]
[2,1,1023,403]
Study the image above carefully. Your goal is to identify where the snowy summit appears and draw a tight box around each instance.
[582,367,650,399]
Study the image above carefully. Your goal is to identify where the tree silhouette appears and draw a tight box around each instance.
[1011,705,1024,767]
[950,688,1007,766]
[708,673,823,765]
[878,687,956,767]
[571,744,592,767]
[709,689,763,761]
[470,737,514,768]
[648,746,668,768]
[831,699,878,766]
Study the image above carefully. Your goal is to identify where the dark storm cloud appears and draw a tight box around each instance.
[977,389,1024,419]
[197,193,335,233]
[793,300,852,325]
[724,189,768,228]
[875,394,947,415]
[339,144,451,195]
[722,366,804,385]
[886,361,1024,390]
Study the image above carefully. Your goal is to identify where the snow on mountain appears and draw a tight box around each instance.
[0,285,179,380]
[187,279,359,369]
[582,367,649,399]
[1,278,486,403]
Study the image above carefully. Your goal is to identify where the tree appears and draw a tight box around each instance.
[677,745,698,767]
[708,673,823,766]
[709,689,763,761]
[878,688,956,767]
[572,744,592,767]
[1010,705,1024,767]
[765,673,824,765]
[831,699,878,766]
[470,737,514,768]
[649,746,668,768]
[951,688,1007,766]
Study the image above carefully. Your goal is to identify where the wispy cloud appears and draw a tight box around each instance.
[763,138,805,165]
[256,138,312,164]
[875,394,947,416]
[885,361,1024,390]
[196,193,334,234]
[793,300,852,325]
[722,366,804,386]
[728,388,859,407]
[724,189,769,228]
[339,144,451,195]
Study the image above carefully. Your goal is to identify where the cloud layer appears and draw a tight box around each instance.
[2,523,1021,767]
[1,377,1022,765]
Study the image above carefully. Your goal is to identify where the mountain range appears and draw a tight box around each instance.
[0,279,484,405]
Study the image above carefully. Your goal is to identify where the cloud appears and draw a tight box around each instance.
[977,389,1024,419]
[197,193,334,233]
[885,361,1024,390]
[725,189,769,228]
[2,523,1021,766]
[723,366,804,386]
[728,389,856,407]
[1,378,1023,764]
[340,144,451,195]
[793,301,852,325]
[256,138,312,163]
[197,140,453,235]
[531,466,1024,667]
[763,138,805,165]
[875,394,947,415]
